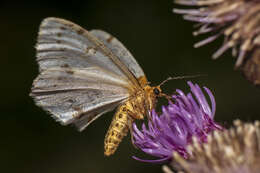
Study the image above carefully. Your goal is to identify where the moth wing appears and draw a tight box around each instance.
[73,103,118,131]
[90,29,146,80]
[31,66,130,130]
[37,17,141,88]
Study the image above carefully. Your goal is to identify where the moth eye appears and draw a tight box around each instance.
[153,88,160,95]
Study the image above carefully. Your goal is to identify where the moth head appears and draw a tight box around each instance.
[153,85,172,102]
[153,86,162,97]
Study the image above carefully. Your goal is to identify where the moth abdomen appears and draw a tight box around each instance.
[104,104,132,156]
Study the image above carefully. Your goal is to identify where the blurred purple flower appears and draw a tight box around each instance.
[173,0,260,68]
[132,81,223,163]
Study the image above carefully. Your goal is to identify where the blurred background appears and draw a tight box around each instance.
[1,0,260,173]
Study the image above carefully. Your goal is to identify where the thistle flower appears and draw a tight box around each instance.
[241,48,260,86]
[173,0,260,68]
[163,120,260,173]
[132,81,223,163]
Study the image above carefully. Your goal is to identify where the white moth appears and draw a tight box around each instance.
[30,17,165,156]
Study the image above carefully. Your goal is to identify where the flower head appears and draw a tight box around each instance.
[241,48,260,86]
[173,0,260,68]
[165,120,260,173]
[132,81,223,163]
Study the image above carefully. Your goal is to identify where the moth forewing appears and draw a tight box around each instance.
[31,17,160,156]
[37,18,134,82]
[90,30,146,80]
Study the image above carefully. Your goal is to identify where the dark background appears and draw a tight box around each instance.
[1,1,259,173]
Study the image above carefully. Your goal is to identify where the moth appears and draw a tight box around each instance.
[30,17,168,156]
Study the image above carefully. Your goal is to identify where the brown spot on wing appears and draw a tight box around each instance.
[57,76,63,81]
[61,64,70,68]
[73,106,82,112]
[58,47,65,51]
[77,28,85,35]
[60,26,66,30]
[85,47,97,54]
[65,69,74,75]
[106,35,114,43]
[85,47,91,53]
[67,99,74,103]
[72,106,84,118]
[57,33,62,37]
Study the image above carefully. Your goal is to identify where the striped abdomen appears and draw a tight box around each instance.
[104,103,133,156]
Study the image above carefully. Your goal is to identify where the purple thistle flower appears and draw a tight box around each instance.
[132,81,223,163]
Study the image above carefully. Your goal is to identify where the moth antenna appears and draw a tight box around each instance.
[159,74,206,87]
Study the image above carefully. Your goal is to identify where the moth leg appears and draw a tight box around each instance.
[145,100,156,127]
[127,111,144,120]
[126,102,144,120]
[147,111,153,123]
[143,100,153,122]
[127,118,137,149]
